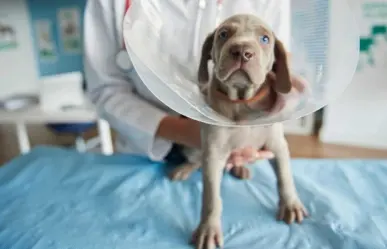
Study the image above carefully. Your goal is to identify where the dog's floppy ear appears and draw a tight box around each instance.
[272,38,292,93]
[198,32,215,84]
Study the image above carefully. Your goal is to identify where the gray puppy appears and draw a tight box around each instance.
[171,14,308,249]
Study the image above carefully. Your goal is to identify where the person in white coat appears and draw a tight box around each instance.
[83,0,278,168]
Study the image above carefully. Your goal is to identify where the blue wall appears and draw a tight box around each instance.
[27,0,87,77]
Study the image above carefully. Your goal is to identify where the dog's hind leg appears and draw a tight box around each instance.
[229,166,251,179]
[169,162,201,181]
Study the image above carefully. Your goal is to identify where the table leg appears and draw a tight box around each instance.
[97,119,113,155]
[15,122,30,154]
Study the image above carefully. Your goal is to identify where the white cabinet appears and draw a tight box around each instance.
[284,114,315,136]
[320,68,387,149]
[320,0,387,149]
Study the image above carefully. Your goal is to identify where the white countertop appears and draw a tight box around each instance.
[0,104,97,124]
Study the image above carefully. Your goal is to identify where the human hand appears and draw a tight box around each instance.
[157,116,201,149]
[267,72,309,114]
[158,116,274,169]
[225,146,274,171]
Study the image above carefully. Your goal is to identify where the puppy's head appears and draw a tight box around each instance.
[198,14,291,101]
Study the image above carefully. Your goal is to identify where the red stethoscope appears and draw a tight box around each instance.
[115,0,133,71]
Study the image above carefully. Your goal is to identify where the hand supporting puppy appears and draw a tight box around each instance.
[226,147,274,170]
[225,147,274,179]
[267,72,309,114]
[169,144,274,181]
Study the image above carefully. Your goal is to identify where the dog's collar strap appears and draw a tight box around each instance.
[214,83,271,104]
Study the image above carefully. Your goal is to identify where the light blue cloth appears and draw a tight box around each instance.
[0,146,387,249]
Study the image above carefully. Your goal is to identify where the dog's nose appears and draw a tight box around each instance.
[229,45,255,62]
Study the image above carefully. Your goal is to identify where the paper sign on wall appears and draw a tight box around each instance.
[57,7,82,54]
[357,2,387,71]
[35,19,57,61]
[0,17,18,51]
[27,0,87,76]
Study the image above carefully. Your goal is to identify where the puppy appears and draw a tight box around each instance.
[171,14,308,249]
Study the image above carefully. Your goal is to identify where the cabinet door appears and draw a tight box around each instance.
[284,114,315,136]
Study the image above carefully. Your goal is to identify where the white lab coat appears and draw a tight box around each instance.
[84,0,176,161]
[83,0,291,161]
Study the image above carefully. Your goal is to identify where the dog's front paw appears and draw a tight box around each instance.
[277,197,308,224]
[192,219,223,249]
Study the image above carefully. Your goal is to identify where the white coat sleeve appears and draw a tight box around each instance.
[83,0,172,161]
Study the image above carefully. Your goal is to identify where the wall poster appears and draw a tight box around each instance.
[0,15,18,51]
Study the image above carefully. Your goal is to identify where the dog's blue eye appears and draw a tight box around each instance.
[259,35,270,44]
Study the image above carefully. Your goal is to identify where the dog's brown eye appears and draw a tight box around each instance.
[219,29,228,40]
